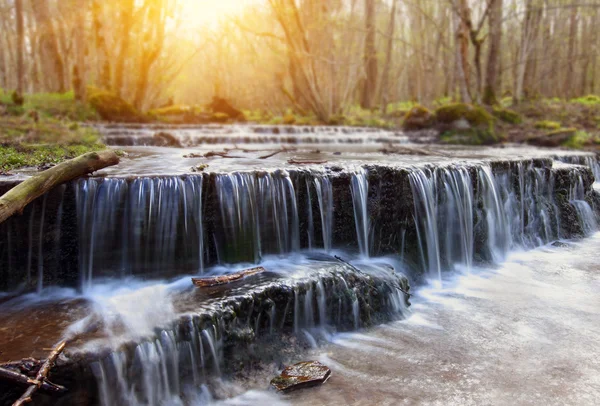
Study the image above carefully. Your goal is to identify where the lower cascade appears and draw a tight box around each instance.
[1,152,599,405]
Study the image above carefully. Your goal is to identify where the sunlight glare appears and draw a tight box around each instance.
[179,0,255,26]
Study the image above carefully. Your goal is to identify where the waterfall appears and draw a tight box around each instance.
[351,167,370,257]
[568,172,598,236]
[314,175,334,251]
[76,176,204,289]
[409,168,441,281]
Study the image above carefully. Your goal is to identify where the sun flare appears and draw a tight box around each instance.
[179,0,254,25]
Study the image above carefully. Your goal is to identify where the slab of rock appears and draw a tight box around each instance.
[270,361,331,393]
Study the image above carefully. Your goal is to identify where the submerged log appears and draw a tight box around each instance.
[192,267,266,288]
[0,150,119,224]
[12,340,68,406]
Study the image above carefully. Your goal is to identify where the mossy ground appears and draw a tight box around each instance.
[0,91,107,172]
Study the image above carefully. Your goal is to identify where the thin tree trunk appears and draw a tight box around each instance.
[483,0,502,105]
[379,0,397,114]
[564,4,578,98]
[30,0,66,93]
[92,0,111,89]
[113,0,134,96]
[15,0,25,97]
[361,0,378,109]
[72,0,88,102]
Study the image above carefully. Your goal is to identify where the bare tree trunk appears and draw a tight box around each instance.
[133,0,167,110]
[379,0,397,114]
[564,3,578,98]
[30,0,66,93]
[72,0,88,102]
[454,3,471,103]
[514,0,541,103]
[361,0,378,109]
[483,0,502,105]
[113,0,134,96]
[92,0,111,89]
[15,0,25,98]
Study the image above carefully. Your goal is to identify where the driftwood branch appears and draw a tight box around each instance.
[379,144,452,158]
[192,267,266,288]
[0,366,66,395]
[12,340,68,406]
[288,158,328,165]
[0,150,119,224]
[258,147,295,159]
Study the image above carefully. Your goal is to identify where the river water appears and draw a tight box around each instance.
[202,234,600,406]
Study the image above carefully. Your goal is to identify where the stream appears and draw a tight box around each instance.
[1,125,600,405]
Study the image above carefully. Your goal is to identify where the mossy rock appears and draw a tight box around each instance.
[534,120,561,130]
[571,95,600,105]
[441,128,504,145]
[435,103,494,127]
[402,105,435,130]
[150,105,193,116]
[283,113,296,125]
[527,127,577,148]
[492,107,522,124]
[89,90,145,122]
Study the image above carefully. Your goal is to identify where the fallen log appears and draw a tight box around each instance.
[0,150,119,224]
[12,340,68,406]
[192,267,266,288]
[0,366,66,395]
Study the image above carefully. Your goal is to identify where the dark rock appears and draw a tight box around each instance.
[551,241,570,248]
[153,132,183,148]
[270,361,331,393]
[206,97,245,121]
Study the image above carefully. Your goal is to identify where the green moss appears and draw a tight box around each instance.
[0,143,106,172]
[435,103,494,127]
[535,120,561,130]
[570,95,600,106]
[492,107,522,124]
[0,114,106,171]
[150,105,194,116]
[283,112,296,125]
[402,105,435,130]
[560,130,591,149]
[89,89,145,122]
[440,128,503,145]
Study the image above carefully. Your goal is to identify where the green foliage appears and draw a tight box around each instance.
[435,103,495,127]
[24,92,98,121]
[492,107,522,124]
[534,120,561,130]
[432,97,453,107]
[402,105,435,130]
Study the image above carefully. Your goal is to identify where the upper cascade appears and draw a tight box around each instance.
[1,155,598,292]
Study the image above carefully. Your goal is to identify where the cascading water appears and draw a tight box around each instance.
[313,175,334,252]
[3,149,600,406]
[351,167,370,257]
[76,176,205,288]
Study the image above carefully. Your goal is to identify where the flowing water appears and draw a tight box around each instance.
[1,126,600,406]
